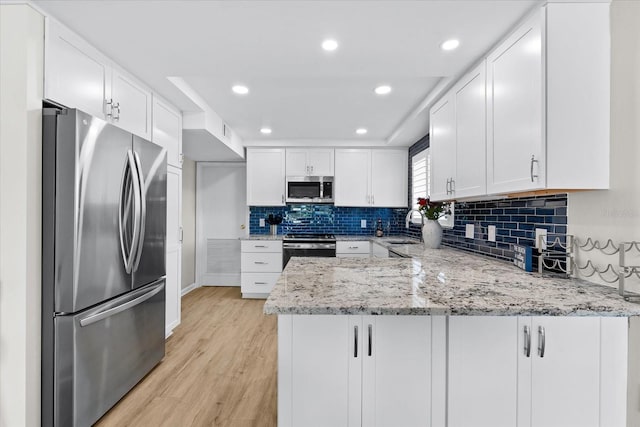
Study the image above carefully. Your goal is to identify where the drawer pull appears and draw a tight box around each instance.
[349,246,359,249]
[254,282,268,285]
[254,245,268,248]
[254,261,268,265]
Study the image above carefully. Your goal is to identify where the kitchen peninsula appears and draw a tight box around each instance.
[264,245,640,427]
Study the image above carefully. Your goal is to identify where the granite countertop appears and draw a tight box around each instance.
[240,235,283,241]
[264,246,640,317]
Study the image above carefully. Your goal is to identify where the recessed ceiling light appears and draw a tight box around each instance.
[441,39,460,51]
[322,39,339,51]
[356,128,368,135]
[232,85,249,95]
[260,127,272,135]
[374,85,392,95]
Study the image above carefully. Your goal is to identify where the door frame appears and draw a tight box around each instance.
[195,162,249,287]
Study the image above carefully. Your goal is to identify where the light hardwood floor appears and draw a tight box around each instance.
[95,287,278,427]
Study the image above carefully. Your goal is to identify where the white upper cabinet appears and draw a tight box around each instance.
[110,67,152,139]
[286,148,334,176]
[431,4,609,199]
[429,95,456,201]
[246,148,286,206]
[44,18,110,120]
[152,96,183,168]
[487,11,545,194]
[544,2,610,190]
[45,18,153,140]
[335,149,407,208]
[370,150,408,207]
[454,62,487,198]
[335,149,371,207]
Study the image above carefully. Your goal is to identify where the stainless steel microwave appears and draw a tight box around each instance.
[286,176,333,204]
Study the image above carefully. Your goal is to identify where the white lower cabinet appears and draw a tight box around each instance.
[336,241,370,258]
[240,240,282,298]
[361,316,431,427]
[279,315,431,427]
[523,316,600,427]
[448,316,624,427]
[448,316,518,427]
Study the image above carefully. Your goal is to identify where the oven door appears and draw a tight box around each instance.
[282,242,336,268]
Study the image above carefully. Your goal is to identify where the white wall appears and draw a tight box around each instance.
[0,5,44,427]
[568,0,640,286]
[181,158,197,290]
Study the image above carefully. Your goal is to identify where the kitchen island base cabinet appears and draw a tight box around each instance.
[448,316,629,427]
[278,315,432,427]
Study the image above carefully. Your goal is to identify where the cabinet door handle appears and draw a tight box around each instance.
[311,165,314,174]
[450,178,455,194]
[113,102,120,121]
[530,155,539,182]
[368,324,373,356]
[538,326,546,358]
[105,98,114,117]
[281,194,284,204]
[524,325,531,358]
[354,326,358,358]
[446,178,451,194]
[366,194,370,204]
[371,195,375,205]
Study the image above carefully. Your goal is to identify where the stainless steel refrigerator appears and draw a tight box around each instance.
[42,108,167,427]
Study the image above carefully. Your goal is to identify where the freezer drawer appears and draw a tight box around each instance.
[53,280,165,427]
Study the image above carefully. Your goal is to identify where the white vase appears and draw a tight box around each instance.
[422,220,443,249]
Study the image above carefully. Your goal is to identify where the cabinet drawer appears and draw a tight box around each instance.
[241,252,283,273]
[241,272,281,294]
[241,240,283,253]
[336,241,370,254]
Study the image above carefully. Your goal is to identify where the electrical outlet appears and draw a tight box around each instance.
[465,224,475,239]
[259,218,265,227]
[361,219,367,228]
[535,228,548,251]
[488,225,496,242]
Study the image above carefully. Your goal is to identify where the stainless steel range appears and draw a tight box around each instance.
[282,233,337,268]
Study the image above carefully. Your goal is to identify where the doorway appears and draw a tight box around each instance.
[196,162,248,286]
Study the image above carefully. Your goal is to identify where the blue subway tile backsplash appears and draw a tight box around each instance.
[441,194,568,266]
[249,205,411,236]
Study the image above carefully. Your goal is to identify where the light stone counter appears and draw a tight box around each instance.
[264,247,640,316]
[239,235,283,241]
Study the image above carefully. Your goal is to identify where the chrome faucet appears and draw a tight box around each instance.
[405,209,425,242]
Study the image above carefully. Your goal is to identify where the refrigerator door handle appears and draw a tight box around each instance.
[118,150,141,274]
[131,151,146,272]
[79,281,164,327]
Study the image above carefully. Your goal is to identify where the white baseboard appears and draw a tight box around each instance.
[181,282,197,296]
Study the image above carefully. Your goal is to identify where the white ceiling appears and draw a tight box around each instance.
[33,0,542,146]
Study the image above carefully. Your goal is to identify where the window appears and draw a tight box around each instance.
[410,149,454,227]
[411,150,428,222]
